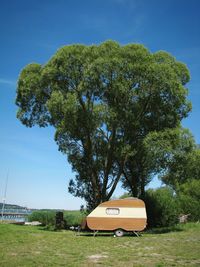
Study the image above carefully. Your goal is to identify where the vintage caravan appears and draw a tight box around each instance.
[81,198,147,237]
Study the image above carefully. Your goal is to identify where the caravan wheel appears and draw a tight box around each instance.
[114,229,124,237]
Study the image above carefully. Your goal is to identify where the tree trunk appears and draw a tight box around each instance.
[140,176,145,200]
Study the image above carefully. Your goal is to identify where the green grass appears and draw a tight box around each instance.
[0,223,200,267]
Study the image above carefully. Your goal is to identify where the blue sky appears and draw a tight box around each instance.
[0,0,199,209]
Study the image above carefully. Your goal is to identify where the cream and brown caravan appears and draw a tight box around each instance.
[81,198,147,237]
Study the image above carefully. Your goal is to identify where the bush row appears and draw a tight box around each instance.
[145,181,200,228]
[145,187,179,228]
[28,210,85,228]
[28,180,200,229]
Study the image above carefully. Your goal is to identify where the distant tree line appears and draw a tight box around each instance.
[0,203,26,209]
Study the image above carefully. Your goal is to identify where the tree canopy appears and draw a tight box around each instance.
[16,41,191,209]
[161,145,200,188]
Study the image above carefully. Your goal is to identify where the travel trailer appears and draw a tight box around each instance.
[81,198,147,237]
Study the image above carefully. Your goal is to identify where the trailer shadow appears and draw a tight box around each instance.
[76,231,140,237]
[77,232,114,237]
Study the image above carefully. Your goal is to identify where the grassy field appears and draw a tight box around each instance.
[0,223,199,267]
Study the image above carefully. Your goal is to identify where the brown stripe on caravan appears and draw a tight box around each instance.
[87,217,147,231]
[99,198,144,208]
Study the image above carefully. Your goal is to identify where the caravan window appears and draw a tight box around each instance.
[106,208,120,215]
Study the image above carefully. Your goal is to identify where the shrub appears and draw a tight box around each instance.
[28,210,56,226]
[55,212,66,230]
[64,211,85,228]
[28,210,86,228]
[144,187,179,228]
[177,179,200,221]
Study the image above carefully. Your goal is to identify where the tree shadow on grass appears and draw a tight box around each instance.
[37,225,184,236]
[145,225,183,234]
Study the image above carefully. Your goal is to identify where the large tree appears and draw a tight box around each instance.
[121,127,195,198]
[120,50,192,198]
[161,145,200,188]
[142,127,196,187]
[16,41,191,209]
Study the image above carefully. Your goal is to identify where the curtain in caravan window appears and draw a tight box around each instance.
[106,208,120,215]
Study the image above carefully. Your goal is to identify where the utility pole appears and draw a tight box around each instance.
[1,171,9,222]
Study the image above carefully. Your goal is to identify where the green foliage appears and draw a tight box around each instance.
[119,192,131,199]
[55,211,66,230]
[177,179,200,221]
[64,210,85,227]
[161,146,200,188]
[144,127,195,172]
[28,210,85,228]
[145,187,179,228]
[16,41,191,209]
[28,210,56,226]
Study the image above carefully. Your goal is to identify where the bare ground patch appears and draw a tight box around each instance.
[88,253,108,263]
